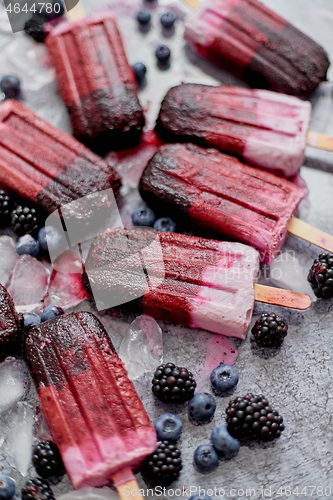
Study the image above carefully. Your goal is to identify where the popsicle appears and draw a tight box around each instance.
[83,228,310,340]
[46,12,145,153]
[156,83,312,176]
[139,143,333,263]
[26,311,157,492]
[0,99,121,214]
[183,0,330,99]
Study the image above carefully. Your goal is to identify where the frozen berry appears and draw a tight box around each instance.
[41,305,64,322]
[21,478,54,500]
[210,425,240,457]
[188,393,216,424]
[0,191,13,225]
[155,45,171,64]
[193,444,218,473]
[152,362,196,404]
[137,9,151,25]
[132,63,147,84]
[38,226,63,252]
[308,253,333,299]
[24,14,48,42]
[226,393,284,441]
[132,206,156,227]
[153,217,176,232]
[251,312,288,347]
[0,475,15,500]
[16,234,40,258]
[23,312,41,331]
[141,441,182,486]
[190,496,212,500]
[160,12,176,28]
[154,413,182,442]
[0,75,20,99]
[10,205,41,236]
[32,441,65,478]
[210,363,238,394]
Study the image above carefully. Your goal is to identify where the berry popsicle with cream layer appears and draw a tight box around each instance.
[26,311,157,492]
[0,100,120,214]
[46,12,145,153]
[139,143,304,263]
[156,83,311,176]
[184,0,330,99]
[140,143,333,262]
[84,228,310,340]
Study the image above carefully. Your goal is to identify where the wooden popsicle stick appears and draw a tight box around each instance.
[288,218,333,253]
[64,0,85,22]
[254,284,311,310]
[182,0,201,8]
[307,131,333,152]
[112,468,144,500]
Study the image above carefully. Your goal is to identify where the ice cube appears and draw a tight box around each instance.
[0,236,19,286]
[0,357,30,416]
[57,487,119,500]
[43,250,89,310]
[269,251,315,298]
[118,315,163,380]
[8,255,50,307]
[4,402,34,475]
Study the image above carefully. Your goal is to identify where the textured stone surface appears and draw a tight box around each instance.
[0,0,333,497]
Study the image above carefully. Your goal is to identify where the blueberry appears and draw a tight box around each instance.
[160,12,176,28]
[0,475,15,500]
[137,9,151,25]
[16,234,40,258]
[38,226,63,252]
[193,444,218,473]
[190,496,212,500]
[41,305,64,322]
[132,63,147,84]
[0,76,20,99]
[132,206,156,227]
[23,312,41,331]
[153,217,176,232]
[211,425,240,457]
[188,393,216,424]
[210,363,239,394]
[155,45,171,64]
[154,413,183,442]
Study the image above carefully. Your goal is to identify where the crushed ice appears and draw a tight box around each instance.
[3,402,34,476]
[0,358,30,416]
[119,315,163,379]
[0,236,19,287]
[8,254,50,308]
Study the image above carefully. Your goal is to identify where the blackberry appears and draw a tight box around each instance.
[24,14,48,43]
[0,191,13,226]
[32,441,65,478]
[226,393,284,441]
[307,253,333,299]
[152,362,196,404]
[21,478,55,500]
[251,312,288,347]
[10,205,41,236]
[141,441,182,486]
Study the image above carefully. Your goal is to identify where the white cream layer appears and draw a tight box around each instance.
[189,242,260,339]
